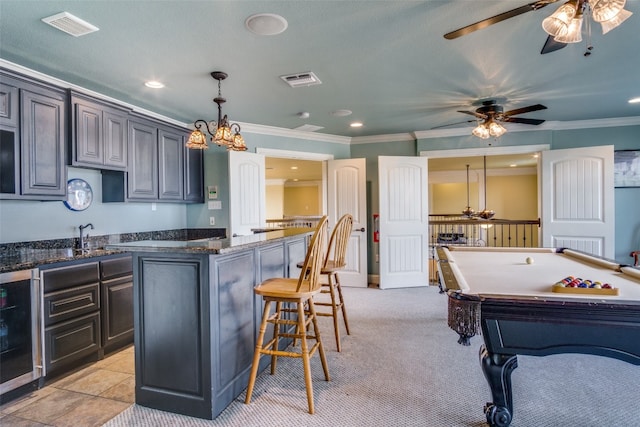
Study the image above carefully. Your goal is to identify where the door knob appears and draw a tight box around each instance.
[357,227,365,232]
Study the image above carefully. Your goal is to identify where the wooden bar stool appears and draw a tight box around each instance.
[314,213,353,352]
[245,216,329,414]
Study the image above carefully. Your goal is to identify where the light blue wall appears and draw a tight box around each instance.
[186,132,351,232]
[385,124,640,265]
[0,167,187,243]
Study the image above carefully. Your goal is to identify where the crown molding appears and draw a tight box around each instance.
[3,59,638,146]
[350,133,415,144]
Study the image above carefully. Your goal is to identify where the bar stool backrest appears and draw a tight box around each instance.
[296,216,328,293]
[325,214,354,269]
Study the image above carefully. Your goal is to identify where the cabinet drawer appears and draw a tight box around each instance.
[45,311,101,373]
[43,262,100,292]
[44,282,100,326]
[100,255,132,280]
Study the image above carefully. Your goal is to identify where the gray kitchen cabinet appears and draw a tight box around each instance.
[0,70,67,200]
[40,254,134,378]
[100,255,133,354]
[42,261,102,376]
[103,115,201,203]
[158,125,184,200]
[71,92,129,170]
[184,145,204,202]
[0,81,19,127]
[127,118,158,200]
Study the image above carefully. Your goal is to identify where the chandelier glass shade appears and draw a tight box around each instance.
[186,71,247,151]
[542,0,632,43]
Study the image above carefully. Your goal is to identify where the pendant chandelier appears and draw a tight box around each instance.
[186,71,247,151]
[462,164,475,217]
[476,156,495,220]
[542,0,632,45]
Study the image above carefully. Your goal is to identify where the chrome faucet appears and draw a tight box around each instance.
[79,223,94,252]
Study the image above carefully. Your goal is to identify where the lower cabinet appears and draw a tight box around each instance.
[41,254,133,377]
[100,256,134,353]
[42,261,101,375]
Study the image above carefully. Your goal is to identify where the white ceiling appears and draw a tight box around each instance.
[1,1,639,140]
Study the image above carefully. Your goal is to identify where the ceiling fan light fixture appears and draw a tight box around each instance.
[542,2,577,37]
[554,15,584,43]
[472,124,490,139]
[488,121,507,137]
[599,8,632,33]
[591,0,626,22]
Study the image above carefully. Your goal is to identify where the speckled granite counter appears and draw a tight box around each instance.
[0,248,125,273]
[0,228,226,273]
[105,228,313,255]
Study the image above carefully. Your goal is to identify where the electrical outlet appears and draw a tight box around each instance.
[209,217,215,226]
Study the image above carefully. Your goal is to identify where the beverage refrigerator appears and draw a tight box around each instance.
[0,268,43,401]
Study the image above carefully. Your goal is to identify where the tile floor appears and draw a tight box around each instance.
[0,345,134,427]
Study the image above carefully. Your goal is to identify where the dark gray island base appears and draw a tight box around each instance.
[106,229,312,419]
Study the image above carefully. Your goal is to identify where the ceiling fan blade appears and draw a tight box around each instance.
[503,104,547,117]
[443,0,559,40]
[431,120,475,130]
[502,117,546,125]
[540,35,567,54]
[457,110,486,119]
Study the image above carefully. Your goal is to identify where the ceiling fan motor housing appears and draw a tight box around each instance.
[477,101,503,118]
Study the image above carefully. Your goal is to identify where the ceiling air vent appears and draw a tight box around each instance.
[42,12,99,37]
[280,72,322,88]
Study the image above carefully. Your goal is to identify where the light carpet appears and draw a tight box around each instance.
[103,285,640,427]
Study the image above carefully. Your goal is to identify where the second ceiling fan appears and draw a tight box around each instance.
[444,0,567,54]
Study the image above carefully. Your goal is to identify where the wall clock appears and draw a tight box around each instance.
[63,178,93,211]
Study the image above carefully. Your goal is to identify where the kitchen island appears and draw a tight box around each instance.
[105,228,312,419]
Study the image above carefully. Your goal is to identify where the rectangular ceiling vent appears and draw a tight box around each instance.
[42,12,99,37]
[280,72,322,88]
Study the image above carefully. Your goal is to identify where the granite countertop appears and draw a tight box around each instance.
[0,247,125,273]
[105,228,313,255]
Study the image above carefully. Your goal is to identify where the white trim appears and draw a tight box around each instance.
[0,59,189,129]
[256,147,334,161]
[266,179,287,186]
[240,122,350,144]
[420,144,551,159]
[350,133,415,144]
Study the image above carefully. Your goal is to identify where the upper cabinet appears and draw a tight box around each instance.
[0,70,67,200]
[103,114,203,203]
[70,92,129,170]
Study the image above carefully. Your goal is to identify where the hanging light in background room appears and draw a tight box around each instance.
[542,0,632,44]
[462,164,475,218]
[475,156,495,220]
[186,71,247,151]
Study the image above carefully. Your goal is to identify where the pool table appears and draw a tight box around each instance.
[436,246,640,427]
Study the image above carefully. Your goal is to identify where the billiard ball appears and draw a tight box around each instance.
[526,257,534,264]
[602,283,612,289]
[592,284,602,289]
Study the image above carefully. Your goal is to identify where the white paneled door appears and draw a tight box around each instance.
[378,156,429,289]
[328,158,368,288]
[229,151,266,236]
[541,145,614,258]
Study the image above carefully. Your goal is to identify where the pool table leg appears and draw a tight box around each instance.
[479,345,518,427]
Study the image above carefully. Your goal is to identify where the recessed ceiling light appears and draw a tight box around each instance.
[629,97,640,104]
[245,13,288,36]
[145,81,164,89]
[350,122,363,128]
[290,166,298,170]
[330,109,352,117]
[510,164,517,167]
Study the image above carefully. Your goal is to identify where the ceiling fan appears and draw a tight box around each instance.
[432,100,547,138]
[458,100,548,126]
[443,0,567,54]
